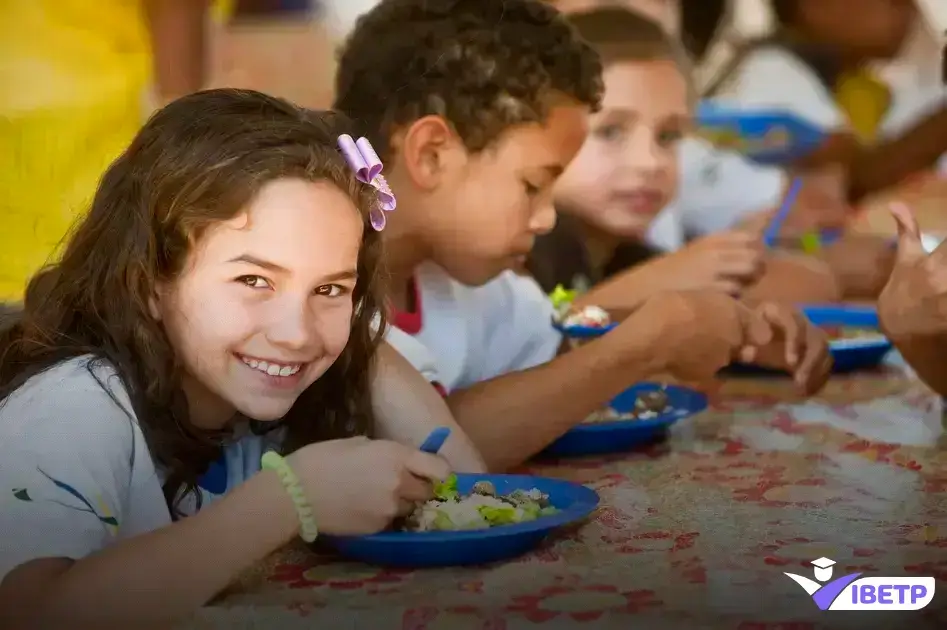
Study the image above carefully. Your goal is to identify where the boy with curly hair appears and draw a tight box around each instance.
[334,0,831,470]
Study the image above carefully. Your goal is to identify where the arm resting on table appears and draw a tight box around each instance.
[0,471,298,630]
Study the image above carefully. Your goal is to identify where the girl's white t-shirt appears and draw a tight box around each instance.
[0,355,279,580]
[383,263,562,393]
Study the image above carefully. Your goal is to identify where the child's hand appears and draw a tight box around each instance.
[878,203,947,341]
[642,231,764,295]
[289,437,451,536]
[743,303,833,394]
[819,233,896,299]
[630,291,831,392]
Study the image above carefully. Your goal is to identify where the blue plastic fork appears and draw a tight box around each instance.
[419,427,451,454]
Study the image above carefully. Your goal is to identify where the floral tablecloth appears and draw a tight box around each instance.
[186,359,947,630]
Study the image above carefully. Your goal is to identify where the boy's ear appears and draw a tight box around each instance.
[397,115,466,190]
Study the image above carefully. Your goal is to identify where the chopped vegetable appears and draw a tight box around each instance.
[402,479,558,532]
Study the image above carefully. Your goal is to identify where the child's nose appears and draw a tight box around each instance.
[529,199,557,235]
[624,131,665,177]
[266,300,322,352]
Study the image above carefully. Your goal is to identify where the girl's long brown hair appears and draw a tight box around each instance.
[0,89,388,516]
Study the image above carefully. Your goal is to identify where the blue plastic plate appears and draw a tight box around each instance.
[322,474,600,568]
[556,305,892,374]
[694,102,826,166]
[554,320,617,338]
[542,382,708,457]
[729,304,892,374]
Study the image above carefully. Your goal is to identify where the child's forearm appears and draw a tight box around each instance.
[848,106,947,201]
[144,0,209,104]
[445,327,660,471]
[798,107,947,202]
[889,334,947,398]
[572,264,658,313]
[1,470,297,630]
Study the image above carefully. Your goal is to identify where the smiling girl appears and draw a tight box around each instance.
[0,88,482,629]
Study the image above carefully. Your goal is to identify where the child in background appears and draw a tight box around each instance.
[530,7,843,308]
[0,90,484,628]
[0,0,211,305]
[705,0,947,202]
[696,0,941,297]
[333,0,832,472]
[550,0,850,249]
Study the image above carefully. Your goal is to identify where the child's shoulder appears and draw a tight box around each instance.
[418,263,551,317]
[0,355,139,452]
[712,42,844,128]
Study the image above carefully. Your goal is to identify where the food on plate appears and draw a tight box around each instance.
[583,388,671,423]
[559,305,611,328]
[403,474,558,532]
[825,326,886,342]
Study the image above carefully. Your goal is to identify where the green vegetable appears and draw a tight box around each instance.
[432,511,454,530]
[539,506,558,517]
[476,505,519,525]
[433,474,459,501]
[549,284,576,310]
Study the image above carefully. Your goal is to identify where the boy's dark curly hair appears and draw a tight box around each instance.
[334,0,603,162]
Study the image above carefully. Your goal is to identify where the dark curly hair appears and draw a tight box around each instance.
[333,0,603,162]
[0,89,388,517]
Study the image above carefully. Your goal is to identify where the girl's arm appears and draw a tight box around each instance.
[371,342,488,473]
[1,470,298,630]
[143,0,210,105]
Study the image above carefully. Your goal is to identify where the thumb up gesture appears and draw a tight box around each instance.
[877,203,947,340]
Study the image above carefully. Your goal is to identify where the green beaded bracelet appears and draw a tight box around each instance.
[261,451,318,542]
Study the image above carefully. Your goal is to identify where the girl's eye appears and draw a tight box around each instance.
[523,181,541,197]
[236,275,271,289]
[315,284,347,297]
[593,124,625,142]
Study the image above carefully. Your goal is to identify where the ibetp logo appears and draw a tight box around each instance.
[785,557,935,611]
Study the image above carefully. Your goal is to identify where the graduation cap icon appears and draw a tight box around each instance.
[811,557,836,582]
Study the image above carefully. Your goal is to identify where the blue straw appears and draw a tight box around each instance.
[763,177,804,248]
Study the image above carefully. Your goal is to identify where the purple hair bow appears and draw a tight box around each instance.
[338,134,396,231]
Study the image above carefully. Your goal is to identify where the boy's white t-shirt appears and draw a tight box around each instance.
[383,263,562,393]
[0,355,279,580]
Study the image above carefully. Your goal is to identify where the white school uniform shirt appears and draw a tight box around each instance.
[648,45,947,252]
[0,355,280,580]
[714,44,947,150]
[384,263,562,393]
[646,137,787,251]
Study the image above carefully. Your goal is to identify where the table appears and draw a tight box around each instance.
[187,361,947,629]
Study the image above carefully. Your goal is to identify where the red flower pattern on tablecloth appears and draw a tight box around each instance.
[884,523,947,547]
[507,585,660,622]
[269,561,410,590]
[904,559,947,581]
[685,460,786,484]
[732,478,852,509]
[768,410,809,436]
[709,393,784,412]
[736,623,816,630]
[402,607,507,630]
[613,531,699,554]
[753,537,881,569]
